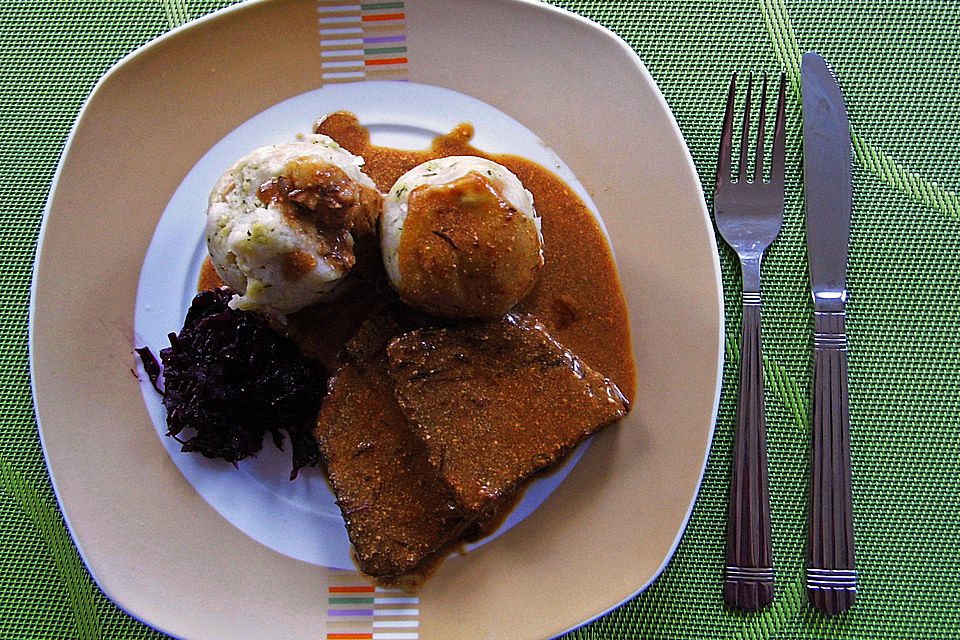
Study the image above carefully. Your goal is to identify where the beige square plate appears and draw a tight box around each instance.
[29,1,723,638]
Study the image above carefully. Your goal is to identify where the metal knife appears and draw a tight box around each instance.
[801,51,857,615]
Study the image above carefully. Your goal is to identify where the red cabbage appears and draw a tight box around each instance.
[137,288,325,480]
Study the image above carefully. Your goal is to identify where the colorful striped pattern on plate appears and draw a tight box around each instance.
[325,569,420,639]
[318,0,409,82]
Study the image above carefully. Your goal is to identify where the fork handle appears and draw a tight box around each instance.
[725,295,774,611]
[807,311,856,614]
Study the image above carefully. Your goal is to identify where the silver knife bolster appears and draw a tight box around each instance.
[814,311,847,351]
[812,287,847,313]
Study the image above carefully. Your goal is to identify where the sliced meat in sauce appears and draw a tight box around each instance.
[386,313,629,516]
[315,313,470,579]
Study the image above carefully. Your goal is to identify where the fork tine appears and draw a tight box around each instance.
[753,74,769,183]
[717,72,737,187]
[770,73,787,185]
[738,73,753,181]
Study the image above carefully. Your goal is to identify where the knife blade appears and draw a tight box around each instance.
[801,51,857,615]
[803,52,852,313]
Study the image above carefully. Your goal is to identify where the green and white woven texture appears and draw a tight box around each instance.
[3,0,959,638]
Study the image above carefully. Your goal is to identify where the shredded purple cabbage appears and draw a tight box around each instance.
[135,346,163,393]
[137,288,325,480]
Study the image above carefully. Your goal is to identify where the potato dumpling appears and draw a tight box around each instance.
[381,156,543,318]
[206,134,382,316]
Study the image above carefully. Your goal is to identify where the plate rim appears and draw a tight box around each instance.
[28,0,725,638]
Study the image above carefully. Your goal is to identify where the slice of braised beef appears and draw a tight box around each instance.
[316,312,471,578]
[386,313,629,515]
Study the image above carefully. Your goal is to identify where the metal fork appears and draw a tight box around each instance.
[715,72,787,611]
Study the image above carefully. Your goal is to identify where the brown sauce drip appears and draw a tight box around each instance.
[198,258,224,293]
[280,250,318,282]
[255,159,382,272]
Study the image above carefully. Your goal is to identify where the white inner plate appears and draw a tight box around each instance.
[135,80,602,568]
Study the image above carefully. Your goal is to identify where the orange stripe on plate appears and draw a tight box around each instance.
[329,586,376,593]
[327,634,373,640]
[365,57,407,66]
[362,12,405,21]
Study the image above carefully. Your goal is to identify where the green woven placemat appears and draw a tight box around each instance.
[3,1,959,638]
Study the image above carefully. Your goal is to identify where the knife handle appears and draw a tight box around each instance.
[725,296,774,611]
[807,311,856,614]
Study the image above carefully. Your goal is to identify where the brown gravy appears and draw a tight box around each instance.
[200,112,635,398]
[339,112,634,398]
